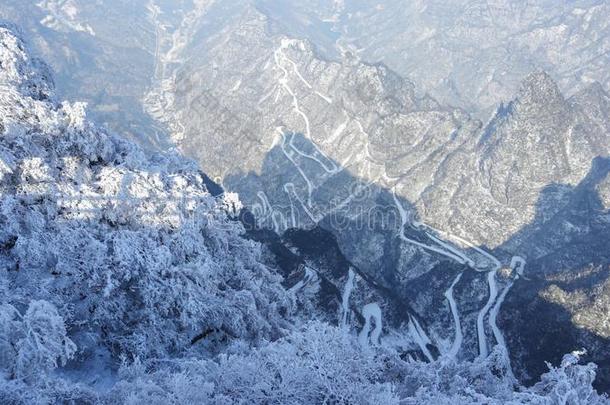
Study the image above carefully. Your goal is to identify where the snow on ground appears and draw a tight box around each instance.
[444,272,463,358]
[341,268,356,328]
[358,302,382,346]
[489,280,512,351]
[272,41,338,175]
[289,266,318,293]
[37,0,96,36]
[489,257,527,350]
[408,315,434,361]
[477,270,498,358]
[511,256,526,277]
[392,190,471,264]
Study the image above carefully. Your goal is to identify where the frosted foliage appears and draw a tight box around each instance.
[0,24,606,405]
[0,23,291,393]
[107,326,606,405]
[109,322,401,404]
[0,301,75,383]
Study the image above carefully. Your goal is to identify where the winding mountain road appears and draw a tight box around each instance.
[358,303,383,346]
[444,272,464,358]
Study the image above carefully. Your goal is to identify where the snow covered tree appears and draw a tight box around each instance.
[0,22,607,405]
[0,301,75,382]
[0,22,293,389]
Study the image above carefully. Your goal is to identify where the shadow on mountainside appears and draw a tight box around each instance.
[225,132,610,393]
[226,131,471,354]
[497,156,610,392]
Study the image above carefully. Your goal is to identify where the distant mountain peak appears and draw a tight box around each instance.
[516,71,564,109]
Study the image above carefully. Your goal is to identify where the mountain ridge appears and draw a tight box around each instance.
[1,5,610,401]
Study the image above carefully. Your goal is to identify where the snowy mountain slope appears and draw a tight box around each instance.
[158,4,610,268]
[0,24,608,404]
[1,1,606,260]
[0,22,293,397]
[164,5,478,275]
[498,156,610,388]
[2,1,610,399]
[0,0,167,149]
[4,1,609,143]
[142,5,610,389]
[418,72,610,248]
[293,0,610,118]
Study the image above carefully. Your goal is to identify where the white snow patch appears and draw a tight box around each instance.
[358,302,382,346]
[408,315,434,361]
[510,256,526,277]
[37,0,96,36]
[477,270,498,358]
[489,280,512,351]
[340,269,356,328]
[444,272,463,358]
[315,91,333,104]
[324,116,349,145]
[289,266,317,293]
[230,79,242,92]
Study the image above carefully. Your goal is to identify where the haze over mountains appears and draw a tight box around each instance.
[302,0,610,117]
[0,0,610,402]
